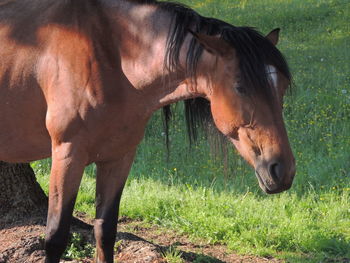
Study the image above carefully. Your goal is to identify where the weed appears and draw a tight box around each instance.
[163,246,184,263]
[63,232,95,260]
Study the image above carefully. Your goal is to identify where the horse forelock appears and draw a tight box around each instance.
[158,2,292,98]
[221,27,292,99]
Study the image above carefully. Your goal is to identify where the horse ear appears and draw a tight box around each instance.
[188,30,231,57]
[266,28,280,46]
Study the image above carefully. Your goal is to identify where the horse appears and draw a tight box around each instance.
[0,0,296,262]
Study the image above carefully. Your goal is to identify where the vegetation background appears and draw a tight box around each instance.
[32,0,350,262]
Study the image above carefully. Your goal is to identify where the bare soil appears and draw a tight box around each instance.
[0,215,282,263]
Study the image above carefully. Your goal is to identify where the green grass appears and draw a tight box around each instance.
[32,0,350,262]
[163,246,184,263]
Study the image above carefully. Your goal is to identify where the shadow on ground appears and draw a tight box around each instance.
[116,231,225,263]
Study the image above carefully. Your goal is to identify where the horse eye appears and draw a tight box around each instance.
[235,85,247,95]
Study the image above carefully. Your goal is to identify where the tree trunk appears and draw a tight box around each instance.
[0,161,47,225]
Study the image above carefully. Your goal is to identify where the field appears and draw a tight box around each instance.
[33,0,350,262]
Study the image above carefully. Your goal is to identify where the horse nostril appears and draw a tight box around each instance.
[268,162,282,182]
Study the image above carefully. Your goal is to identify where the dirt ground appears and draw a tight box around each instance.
[0,215,282,263]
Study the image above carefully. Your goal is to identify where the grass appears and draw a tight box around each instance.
[163,246,184,263]
[32,0,350,262]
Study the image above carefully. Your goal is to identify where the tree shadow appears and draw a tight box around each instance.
[168,248,225,263]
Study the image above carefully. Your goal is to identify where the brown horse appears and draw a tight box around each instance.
[0,0,295,262]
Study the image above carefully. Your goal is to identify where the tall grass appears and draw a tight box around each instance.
[33,0,350,262]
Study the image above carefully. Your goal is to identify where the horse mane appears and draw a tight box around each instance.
[153,1,292,149]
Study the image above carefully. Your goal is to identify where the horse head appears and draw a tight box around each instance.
[190,28,295,194]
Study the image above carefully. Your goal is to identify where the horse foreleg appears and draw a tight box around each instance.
[94,150,136,263]
[44,142,88,263]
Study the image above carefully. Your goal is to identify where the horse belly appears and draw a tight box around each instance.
[0,128,51,163]
[0,87,51,163]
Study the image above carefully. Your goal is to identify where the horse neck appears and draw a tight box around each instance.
[104,1,199,112]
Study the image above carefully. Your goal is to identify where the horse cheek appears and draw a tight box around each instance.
[210,96,240,136]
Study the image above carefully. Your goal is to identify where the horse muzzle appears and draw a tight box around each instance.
[255,158,295,194]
